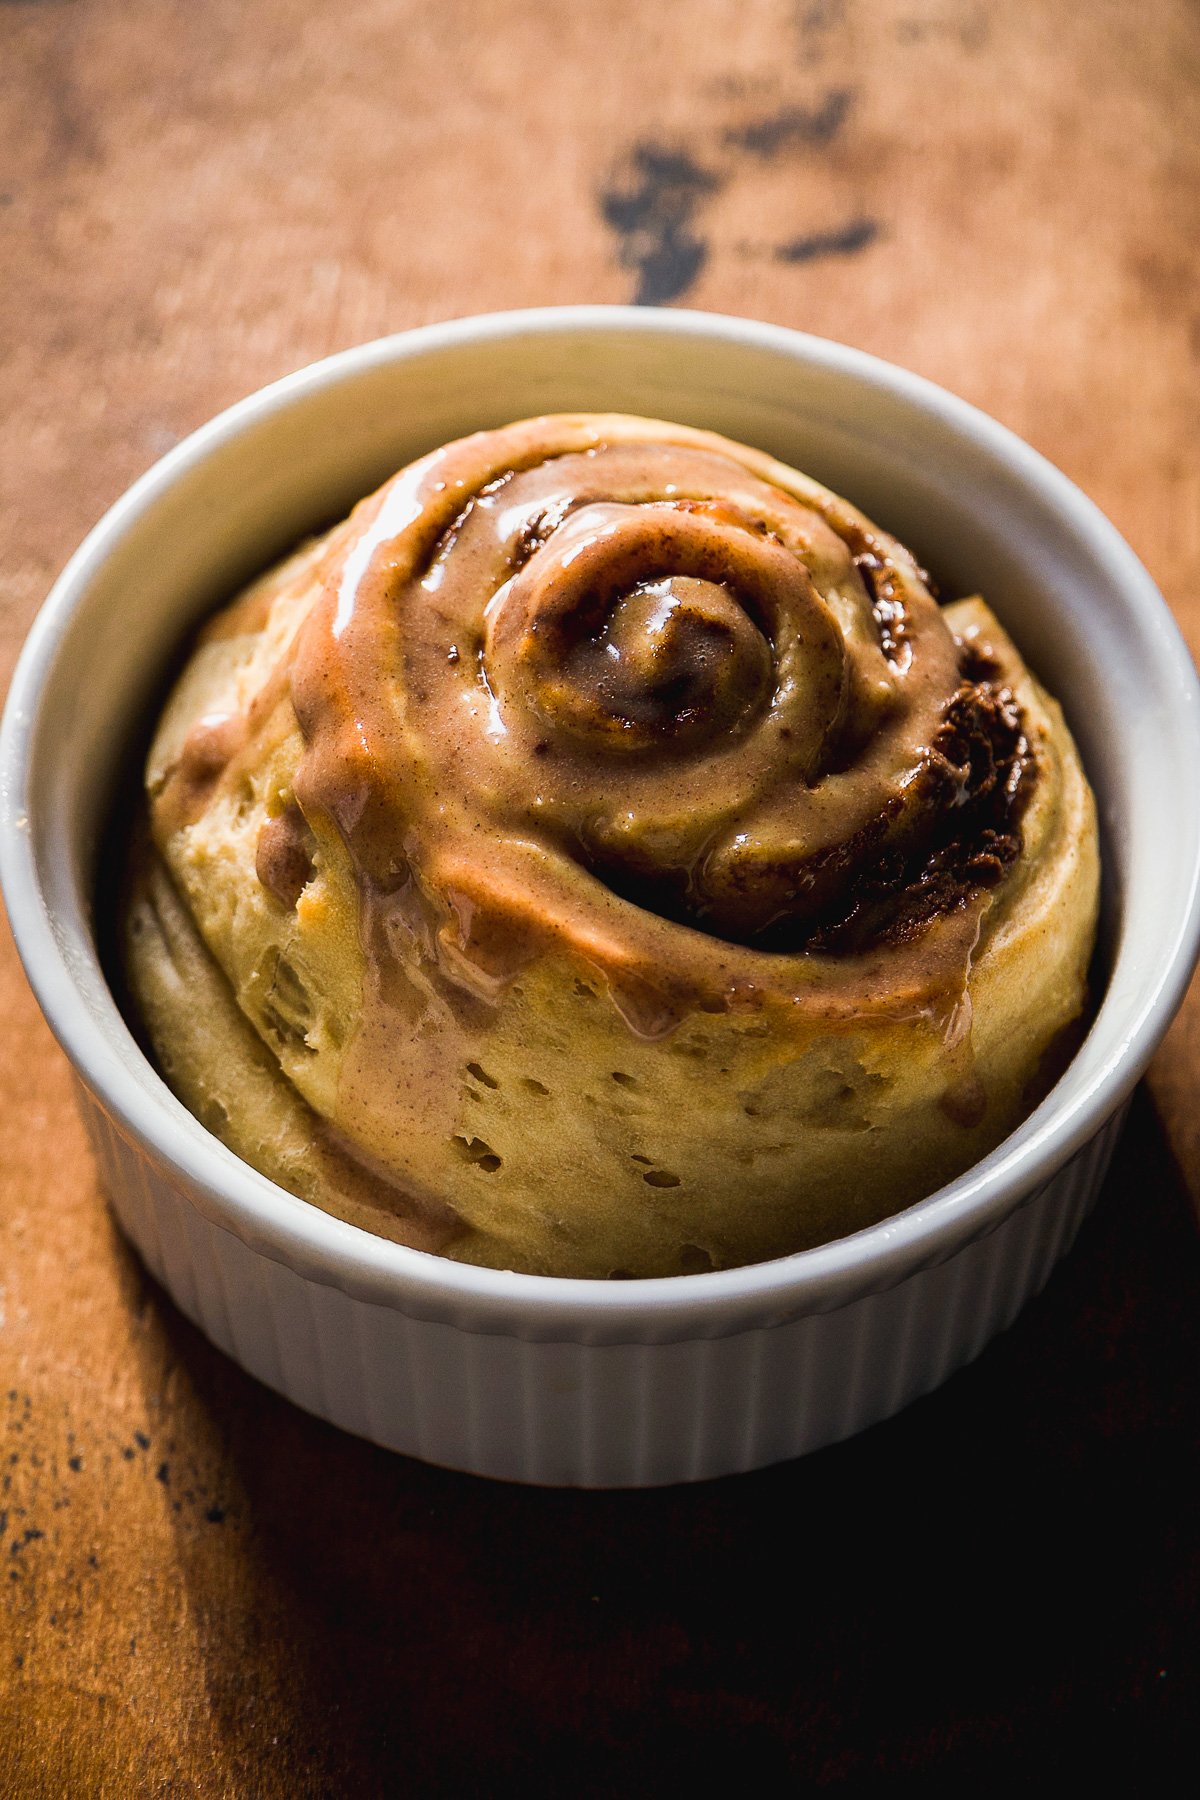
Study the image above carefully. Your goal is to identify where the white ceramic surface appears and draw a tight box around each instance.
[3,307,1198,1485]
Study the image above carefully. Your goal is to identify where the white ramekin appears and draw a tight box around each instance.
[4,308,1199,1487]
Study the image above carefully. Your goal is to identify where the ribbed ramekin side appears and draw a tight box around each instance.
[74,1083,1125,1487]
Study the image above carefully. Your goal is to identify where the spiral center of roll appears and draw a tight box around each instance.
[550,573,772,749]
[483,498,840,759]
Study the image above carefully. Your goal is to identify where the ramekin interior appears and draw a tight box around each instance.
[3,307,1199,1340]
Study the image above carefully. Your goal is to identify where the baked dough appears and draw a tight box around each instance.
[124,415,1100,1276]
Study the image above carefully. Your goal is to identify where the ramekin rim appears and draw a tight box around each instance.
[4,304,1199,1332]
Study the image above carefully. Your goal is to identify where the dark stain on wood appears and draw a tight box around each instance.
[598,143,720,305]
[776,215,881,262]
[724,88,852,157]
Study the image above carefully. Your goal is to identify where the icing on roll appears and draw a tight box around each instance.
[125,415,1099,1277]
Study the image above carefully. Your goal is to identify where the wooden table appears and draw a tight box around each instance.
[2,2,1198,1791]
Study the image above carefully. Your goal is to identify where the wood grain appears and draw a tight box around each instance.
[2,1,1198,1791]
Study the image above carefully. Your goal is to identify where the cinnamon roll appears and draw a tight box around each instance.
[123,415,1099,1276]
